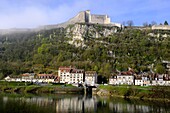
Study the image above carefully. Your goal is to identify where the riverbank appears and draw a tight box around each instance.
[1,81,170,102]
[0,81,84,94]
[95,85,170,102]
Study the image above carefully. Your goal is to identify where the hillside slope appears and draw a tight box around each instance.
[0,23,170,79]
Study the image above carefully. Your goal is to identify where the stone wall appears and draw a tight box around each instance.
[68,10,111,25]
[152,25,170,30]
[90,15,110,24]
[68,11,86,24]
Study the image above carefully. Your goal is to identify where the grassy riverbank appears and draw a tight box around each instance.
[0,81,84,94]
[97,85,170,101]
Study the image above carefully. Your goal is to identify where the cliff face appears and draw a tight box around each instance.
[65,23,120,47]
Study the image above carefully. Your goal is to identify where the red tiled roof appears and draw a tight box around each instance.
[121,70,135,75]
[71,69,84,73]
[22,74,29,76]
[59,66,75,72]
[85,71,96,74]
[37,74,54,77]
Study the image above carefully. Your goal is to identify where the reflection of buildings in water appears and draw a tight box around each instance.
[108,102,163,113]
[25,97,54,107]
[3,96,55,107]
[55,96,97,113]
[2,96,167,113]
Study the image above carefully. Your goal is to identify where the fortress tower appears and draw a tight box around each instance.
[68,10,111,25]
[40,10,122,30]
[85,10,91,23]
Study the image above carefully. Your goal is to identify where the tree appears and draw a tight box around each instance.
[164,21,169,25]
[94,65,99,72]
[143,22,149,27]
[103,63,112,78]
[126,20,134,27]
[155,65,166,74]
[151,21,157,26]
[122,21,126,26]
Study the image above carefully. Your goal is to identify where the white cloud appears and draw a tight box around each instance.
[0,0,90,28]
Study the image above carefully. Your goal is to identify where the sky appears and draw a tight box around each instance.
[0,0,170,29]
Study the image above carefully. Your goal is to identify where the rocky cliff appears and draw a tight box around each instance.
[65,23,121,47]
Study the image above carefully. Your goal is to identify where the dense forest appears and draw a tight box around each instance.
[0,24,170,79]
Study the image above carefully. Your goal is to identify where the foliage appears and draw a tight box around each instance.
[0,25,170,78]
[155,64,166,74]
[164,21,169,25]
[98,85,170,99]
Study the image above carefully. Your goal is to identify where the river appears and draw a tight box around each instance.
[0,93,170,113]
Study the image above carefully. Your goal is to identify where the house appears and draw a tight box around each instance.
[109,75,117,85]
[85,71,97,86]
[151,74,168,86]
[70,69,84,84]
[109,70,119,85]
[4,76,11,82]
[135,73,150,86]
[37,74,57,83]
[58,66,84,84]
[21,73,35,82]
[4,75,22,82]
[162,60,170,75]
[135,77,150,86]
[109,69,135,85]
[58,66,73,83]
[116,70,135,85]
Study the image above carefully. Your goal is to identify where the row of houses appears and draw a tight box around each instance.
[109,68,170,86]
[4,60,170,86]
[5,66,98,86]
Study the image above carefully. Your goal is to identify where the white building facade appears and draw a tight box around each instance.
[58,67,84,84]
[85,71,97,86]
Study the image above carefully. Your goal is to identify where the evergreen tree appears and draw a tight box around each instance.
[164,21,169,25]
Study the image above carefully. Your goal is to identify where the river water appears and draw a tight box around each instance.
[0,93,170,113]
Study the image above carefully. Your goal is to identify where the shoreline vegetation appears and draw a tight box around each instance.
[0,81,84,94]
[1,81,170,102]
[95,85,170,102]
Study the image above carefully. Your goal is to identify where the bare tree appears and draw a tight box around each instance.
[126,20,134,27]
[122,21,126,26]
[143,22,149,27]
[151,21,157,26]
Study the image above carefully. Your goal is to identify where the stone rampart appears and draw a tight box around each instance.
[152,25,170,30]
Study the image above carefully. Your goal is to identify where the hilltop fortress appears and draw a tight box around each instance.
[41,10,123,29]
[68,10,111,24]
[67,10,122,27]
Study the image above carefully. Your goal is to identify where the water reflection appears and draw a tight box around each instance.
[0,93,170,113]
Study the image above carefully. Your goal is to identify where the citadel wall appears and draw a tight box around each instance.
[90,15,110,24]
[68,11,86,23]
[68,10,111,25]
[152,25,170,30]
